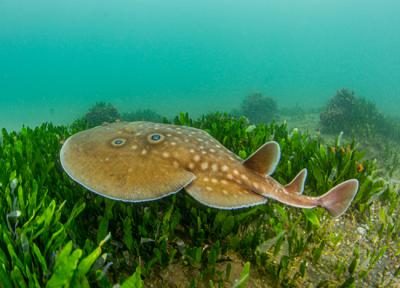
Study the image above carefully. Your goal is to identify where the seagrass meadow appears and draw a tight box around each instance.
[0,112,399,287]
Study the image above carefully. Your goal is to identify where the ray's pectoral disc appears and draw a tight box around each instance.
[60,122,195,202]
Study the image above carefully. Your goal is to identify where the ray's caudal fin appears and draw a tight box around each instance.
[318,179,359,217]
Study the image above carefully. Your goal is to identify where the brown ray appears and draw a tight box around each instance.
[60,121,359,217]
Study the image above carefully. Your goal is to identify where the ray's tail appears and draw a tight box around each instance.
[317,179,359,217]
[244,141,359,217]
[261,171,359,218]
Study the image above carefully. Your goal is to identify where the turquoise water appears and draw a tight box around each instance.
[1,0,399,130]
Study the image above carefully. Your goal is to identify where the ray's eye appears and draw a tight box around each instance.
[151,134,161,141]
[148,133,164,143]
[111,138,127,147]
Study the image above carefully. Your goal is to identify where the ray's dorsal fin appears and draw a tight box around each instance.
[285,169,307,194]
[243,141,280,175]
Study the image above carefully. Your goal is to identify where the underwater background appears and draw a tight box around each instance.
[1,0,399,130]
[1,1,400,286]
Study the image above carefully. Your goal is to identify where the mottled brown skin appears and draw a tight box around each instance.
[60,121,359,216]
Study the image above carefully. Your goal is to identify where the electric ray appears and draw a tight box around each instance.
[60,121,359,217]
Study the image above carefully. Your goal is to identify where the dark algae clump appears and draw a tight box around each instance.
[0,113,399,287]
[320,89,400,142]
[74,105,167,130]
[121,109,165,123]
[85,102,121,128]
[240,92,278,124]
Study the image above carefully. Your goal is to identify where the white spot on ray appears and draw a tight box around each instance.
[211,163,218,172]
[221,165,229,172]
[141,149,147,155]
[222,190,228,195]
[162,152,170,158]
[211,178,218,184]
[206,186,213,191]
[193,155,201,162]
[131,145,138,150]
[201,162,209,170]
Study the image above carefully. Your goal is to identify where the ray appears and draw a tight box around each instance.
[60,121,359,217]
